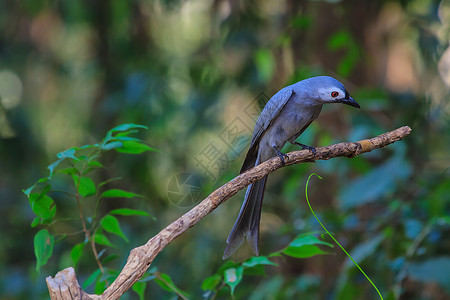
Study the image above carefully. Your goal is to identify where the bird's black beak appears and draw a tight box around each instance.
[339,95,360,109]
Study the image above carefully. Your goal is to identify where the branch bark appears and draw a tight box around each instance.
[46,126,412,299]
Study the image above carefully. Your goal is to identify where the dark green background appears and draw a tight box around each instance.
[0,0,449,299]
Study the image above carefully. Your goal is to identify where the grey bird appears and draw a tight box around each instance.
[223,76,360,259]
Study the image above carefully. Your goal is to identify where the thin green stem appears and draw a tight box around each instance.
[305,173,383,300]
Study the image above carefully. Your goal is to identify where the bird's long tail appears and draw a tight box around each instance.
[223,175,268,259]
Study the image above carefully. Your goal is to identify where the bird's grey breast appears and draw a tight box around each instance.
[274,95,322,140]
[258,93,322,161]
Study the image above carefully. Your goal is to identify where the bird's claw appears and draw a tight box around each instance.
[276,150,289,165]
[294,142,316,156]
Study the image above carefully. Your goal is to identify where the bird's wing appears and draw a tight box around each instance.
[240,88,294,173]
[251,88,294,147]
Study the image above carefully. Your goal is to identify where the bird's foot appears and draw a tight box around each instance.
[275,149,289,165]
[293,142,316,156]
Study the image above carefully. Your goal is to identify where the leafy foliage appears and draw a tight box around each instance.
[25,124,155,291]
[1,0,448,298]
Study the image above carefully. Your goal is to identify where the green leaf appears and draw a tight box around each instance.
[201,274,222,291]
[155,273,190,298]
[97,177,122,189]
[115,136,143,142]
[30,216,40,227]
[132,281,147,300]
[34,229,55,272]
[24,177,50,197]
[57,148,77,160]
[109,208,150,217]
[116,130,139,137]
[88,161,103,168]
[29,193,56,222]
[102,141,123,151]
[243,264,266,276]
[58,167,78,175]
[24,185,35,197]
[72,175,96,197]
[48,158,64,176]
[75,144,99,150]
[100,215,129,243]
[224,266,243,295]
[94,232,115,248]
[95,278,107,294]
[71,243,85,265]
[83,269,101,289]
[109,123,148,133]
[115,140,156,154]
[242,256,278,268]
[288,234,334,248]
[283,244,328,258]
[101,189,142,199]
[217,261,240,274]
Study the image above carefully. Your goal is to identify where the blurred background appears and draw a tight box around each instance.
[0,0,449,299]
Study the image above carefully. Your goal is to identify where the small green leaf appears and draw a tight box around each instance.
[24,178,48,196]
[71,243,85,265]
[288,234,334,248]
[116,130,139,137]
[224,266,243,295]
[155,273,190,298]
[115,140,156,154]
[201,274,222,291]
[57,148,77,160]
[83,269,101,289]
[132,281,147,300]
[29,193,56,221]
[34,229,55,272]
[30,216,40,227]
[101,189,142,199]
[94,232,115,248]
[72,144,99,151]
[95,278,107,294]
[58,167,78,175]
[24,186,35,197]
[217,261,240,274]
[109,123,148,133]
[243,264,266,276]
[109,208,150,217]
[48,158,64,176]
[97,177,122,189]
[283,244,328,258]
[72,175,96,197]
[88,161,103,168]
[102,141,123,151]
[100,215,129,243]
[242,256,278,268]
[115,136,143,142]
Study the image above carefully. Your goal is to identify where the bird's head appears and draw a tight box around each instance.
[308,76,360,108]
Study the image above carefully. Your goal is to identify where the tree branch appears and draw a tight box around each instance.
[46,126,412,299]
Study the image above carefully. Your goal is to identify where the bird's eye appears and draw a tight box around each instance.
[331,91,339,98]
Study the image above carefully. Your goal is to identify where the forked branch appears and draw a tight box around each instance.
[46,126,412,299]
